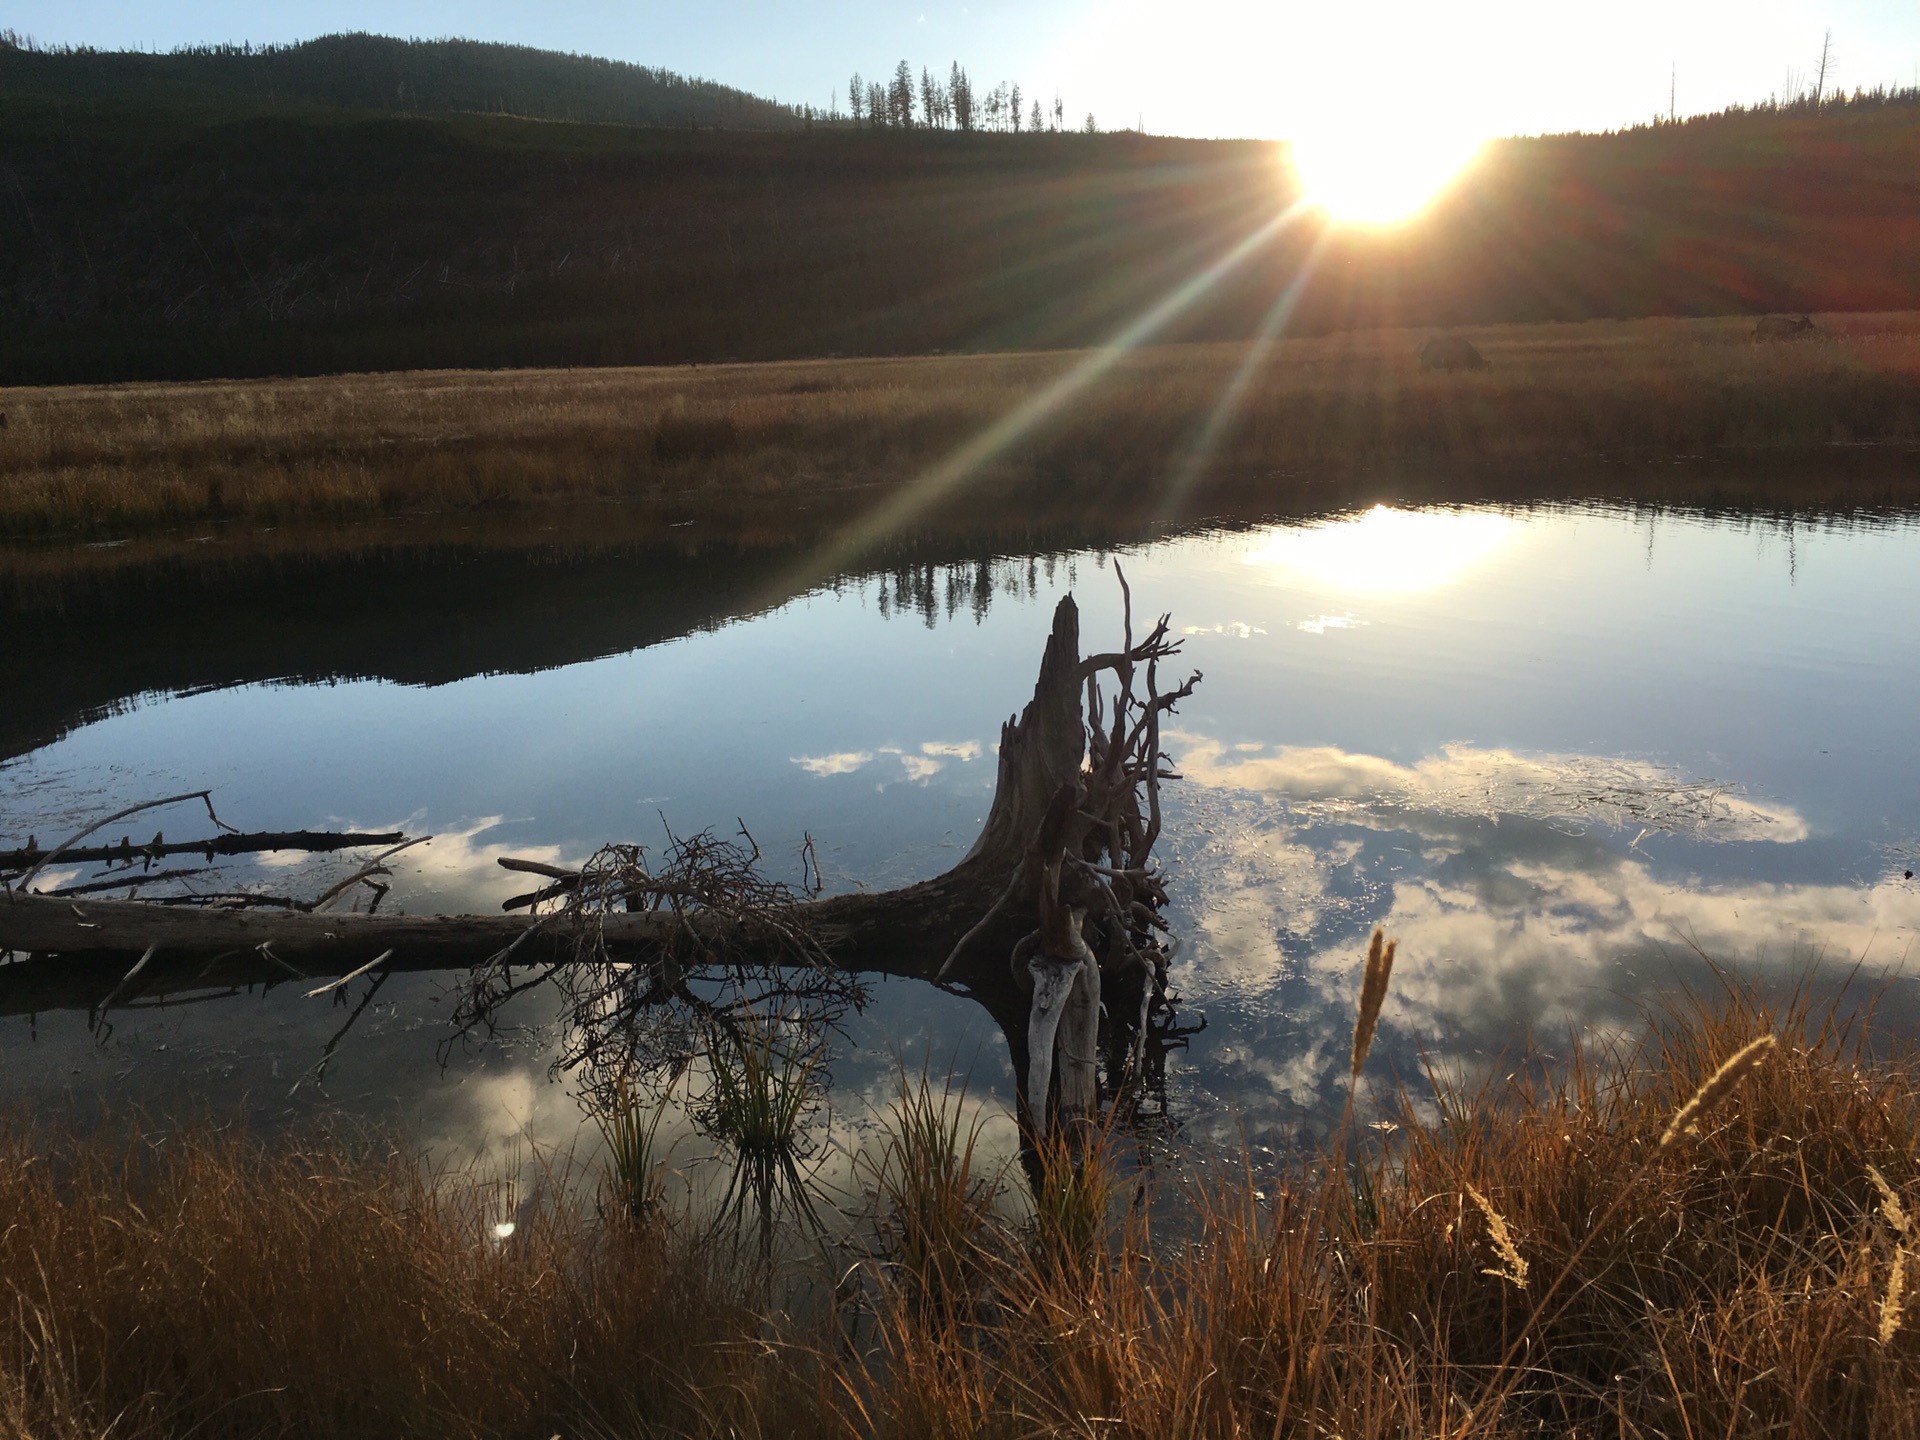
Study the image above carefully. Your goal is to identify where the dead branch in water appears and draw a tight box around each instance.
[0,828,407,875]
[8,790,238,892]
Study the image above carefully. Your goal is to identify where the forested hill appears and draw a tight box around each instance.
[0,32,804,131]
[2,44,1918,384]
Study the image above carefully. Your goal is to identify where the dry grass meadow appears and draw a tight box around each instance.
[8,980,1920,1439]
[3,312,1918,547]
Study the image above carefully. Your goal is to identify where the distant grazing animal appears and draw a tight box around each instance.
[1416,335,1489,372]
[1753,314,1815,340]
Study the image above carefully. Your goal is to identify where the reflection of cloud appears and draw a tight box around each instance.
[19,865,83,893]
[385,817,578,913]
[793,750,875,777]
[1214,844,1919,1090]
[1294,613,1367,635]
[792,741,984,785]
[921,741,983,761]
[1181,622,1269,638]
[1242,505,1514,594]
[1157,733,1905,1139]
[256,848,319,870]
[1173,737,1807,844]
[894,741,986,784]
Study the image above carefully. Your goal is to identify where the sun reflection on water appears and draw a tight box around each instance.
[1242,504,1515,594]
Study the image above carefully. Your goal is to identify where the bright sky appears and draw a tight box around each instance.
[10,0,1919,140]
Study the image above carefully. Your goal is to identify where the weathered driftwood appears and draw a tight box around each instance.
[0,589,1195,1134]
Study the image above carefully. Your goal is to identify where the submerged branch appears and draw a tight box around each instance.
[0,828,407,875]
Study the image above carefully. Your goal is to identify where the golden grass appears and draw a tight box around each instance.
[3,311,1918,542]
[9,981,1920,1437]
[0,1123,793,1439]
[832,983,1920,1438]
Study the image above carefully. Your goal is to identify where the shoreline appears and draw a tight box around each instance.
[4,452,1916,591]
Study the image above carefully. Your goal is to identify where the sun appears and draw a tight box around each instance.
[1288,127,1484,226]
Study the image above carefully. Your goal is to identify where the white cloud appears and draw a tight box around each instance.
[377,817,579,913]
[1294,614,1367,636]
[1171,736,1807,844]
[1182,621,1269,638]
[1143,731,1898,1137]
[791,750,875,777]
[899,754,946,782]
[793,741,984,783]
[921,741,984,761]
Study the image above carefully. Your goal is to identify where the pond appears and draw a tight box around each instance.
[4,500,1918,1181]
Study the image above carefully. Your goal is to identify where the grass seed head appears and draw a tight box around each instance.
[1871,1164,1913,1239]
[1467,1185,1529,1290]
[1884,1245,1911,1347]
[1658,1034,1777,1151]
[1350,928,1397,1081]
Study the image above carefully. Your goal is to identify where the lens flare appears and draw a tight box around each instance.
[1289,127,1484,226]
[756,200,1316,607]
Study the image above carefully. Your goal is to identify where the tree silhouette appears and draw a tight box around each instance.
[951,63,974,131]
[891,60,915,127]
[848,71,864,125]
[1011,82,1023,132]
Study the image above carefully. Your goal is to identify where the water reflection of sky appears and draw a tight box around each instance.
[4,503,1919,1159]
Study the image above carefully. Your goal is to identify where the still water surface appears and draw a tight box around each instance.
[4,502,1918,1171]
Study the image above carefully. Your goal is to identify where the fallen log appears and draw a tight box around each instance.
[0,589,1195,1136]
[0,596,1108,985]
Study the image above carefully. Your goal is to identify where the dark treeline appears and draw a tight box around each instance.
[1,35,1918,384]
[1635,82,1920,132]
[0,31,805,131]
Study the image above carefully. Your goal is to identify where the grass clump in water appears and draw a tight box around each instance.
[591,1057,688,1224]
[702,1007,828,1247]
[857,1065,1003,1317]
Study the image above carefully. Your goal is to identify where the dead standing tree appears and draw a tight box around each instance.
[0,580,1198,1145]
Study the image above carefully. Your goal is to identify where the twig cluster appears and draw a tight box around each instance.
[449,828,861,1113]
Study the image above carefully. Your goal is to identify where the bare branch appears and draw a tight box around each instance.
[14,791,238,892]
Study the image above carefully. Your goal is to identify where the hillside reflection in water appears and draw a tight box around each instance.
[2,502,1918,1163]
